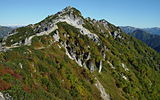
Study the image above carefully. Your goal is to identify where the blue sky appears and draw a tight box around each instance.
[0,0,160,28]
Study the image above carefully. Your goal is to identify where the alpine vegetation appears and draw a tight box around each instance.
[0,6,160,100]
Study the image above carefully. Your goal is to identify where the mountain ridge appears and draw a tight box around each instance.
[120,26,160,52]
[0,6,160,100]
[120,26,160,35]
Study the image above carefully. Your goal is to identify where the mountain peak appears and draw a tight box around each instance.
[64,6,73,10]
[56,6,82,17]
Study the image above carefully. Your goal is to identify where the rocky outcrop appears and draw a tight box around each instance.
[0,92,5,100]
[98,60,103,73]
[121,63,129,71]
[99,19,109,29]
[107,61,115,69]
[95,78,110,100]
[19,63,23,69]
[0,92,13,100]
[87,60,95,72]
[53,30,60,42]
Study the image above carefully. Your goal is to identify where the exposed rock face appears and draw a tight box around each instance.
[24,35,35,46]
[98,60,103,73]
[19,63,23,69]
[0,92,13,100]
[87,33,100,43]
[53,30,60,42]
[107,61,115,69]
[121,63,129,71]
[0,92,5,100]
[99,19,109,28]
[111,31,120,39]
[122,74,128,80]
[95,78,110,100]
[63,41,75,60]
[87,61,95,72]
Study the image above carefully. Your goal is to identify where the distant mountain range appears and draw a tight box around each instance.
[120,26,160,35]
[0,26,14,38]
[120,26,160,52]
[143,27,160,35]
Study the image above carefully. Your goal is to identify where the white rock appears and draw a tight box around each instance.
[98,60,103,73]
[95,78,110,100]
[4,93,12,100]
[19,63,23,69]
[0,92,5,100]
[121,63,129,71]
[24,35,35,46]
[12,42,20,46]
[62,41,84,67]
[76,58,83,67]
[57,44,61,48]
[52,13,100,43]
[87,33,99,43]
[63,42,74,60]
[82,62,88,69]
[53,30,60,42]
[65,48,74,60]
[102,53,106,60]
[24,25,58,46]
[107,61,115,69]
[122,74,128,80]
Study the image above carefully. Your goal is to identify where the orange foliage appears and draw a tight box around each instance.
[0,68,22,80]
[23,84,30,92]
[0,79,11,90]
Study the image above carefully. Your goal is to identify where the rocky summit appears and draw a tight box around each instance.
[0,6,160,100]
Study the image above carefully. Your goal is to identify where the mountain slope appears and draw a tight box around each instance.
[130,29,160,52]
[0,6,160,100]
[120,26,160,52]
[143,27,160,35]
